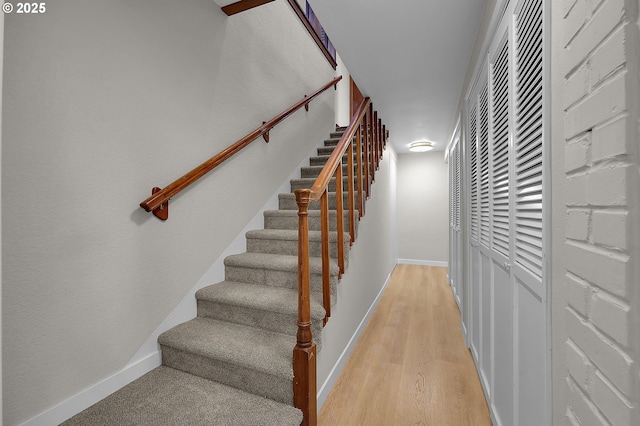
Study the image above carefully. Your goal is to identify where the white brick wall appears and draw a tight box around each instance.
[561,0,639,424]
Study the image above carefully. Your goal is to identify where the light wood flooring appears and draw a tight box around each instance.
[318,264,492,426]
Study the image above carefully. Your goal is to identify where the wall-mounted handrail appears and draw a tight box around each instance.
[139,76,342,220]
[293,96,388,425]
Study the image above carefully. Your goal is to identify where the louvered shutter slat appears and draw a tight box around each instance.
[479,83,490,248]
[517,78,542,113]
[470,102,479,241]
[515,127,543,161]
[515,0,544,279]
[490,39,510,257]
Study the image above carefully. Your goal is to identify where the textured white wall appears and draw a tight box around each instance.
[396,152,449,264]
[2,1,337,423]
[555,0,640,424]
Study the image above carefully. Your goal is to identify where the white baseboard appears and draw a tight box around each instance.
[397,258,448,267]
[454,291,462,312]
[22,352,161,426]
[461,320,469,348]
[316,270,393,409]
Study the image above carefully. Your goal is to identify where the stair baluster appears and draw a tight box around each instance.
[347,140,356,244]
[320,191,331,324]
[356,124,365,217]
[294,97,389,425]
[293,188,317,426]
[335,155,345,277]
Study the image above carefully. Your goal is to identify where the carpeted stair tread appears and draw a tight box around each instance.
[317,146,351,156]
[263,209,355,219]
[62,366,302,426]
[310,154,358,166]
[246,228,352,260]
[290,176,357,192]
[324,136,353,146]
[278,191,351,210]
[246,228,349,243]
[224,252,339,275]
[301,164,354,178]
[159,317,295,380]
[263,209,359,232]
[196,280,325,321]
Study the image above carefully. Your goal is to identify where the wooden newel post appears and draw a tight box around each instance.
[293,188,318,426]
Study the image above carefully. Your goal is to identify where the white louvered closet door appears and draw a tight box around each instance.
[448,135,463,312]
[488,31,514,426]
[512,0,547,424]
[466,93,483,367]
[462,0,548,425]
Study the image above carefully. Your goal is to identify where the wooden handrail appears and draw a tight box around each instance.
[139,76,342,220]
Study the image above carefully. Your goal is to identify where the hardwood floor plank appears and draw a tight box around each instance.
[319,265,491,426]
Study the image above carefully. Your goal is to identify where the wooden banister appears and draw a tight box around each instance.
[294,97,386,426]
[140,76,342,220]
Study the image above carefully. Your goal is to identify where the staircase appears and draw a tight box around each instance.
[63,127,359,426]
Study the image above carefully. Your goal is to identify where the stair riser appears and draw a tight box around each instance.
[290,177,358,193]
[279,193,354,211]
[161,346,293,405]
[225,265,337,295]
[247,238,350,265]
[196,301,324,345]
[264,211,358,232]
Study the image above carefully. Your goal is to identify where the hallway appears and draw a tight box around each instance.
[319,264,491,425]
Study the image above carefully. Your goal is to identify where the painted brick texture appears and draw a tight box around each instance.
[562,0,639,424]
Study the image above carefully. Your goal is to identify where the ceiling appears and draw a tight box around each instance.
[307,0,488,153]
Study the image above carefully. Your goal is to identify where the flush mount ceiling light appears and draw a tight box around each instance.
[409,141,434,152]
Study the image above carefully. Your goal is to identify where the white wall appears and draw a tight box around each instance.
[335,53,351,127]
[396,152,449,265]
[2,1,337,424]
[553,0,640,424]
[317,146,398,407]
